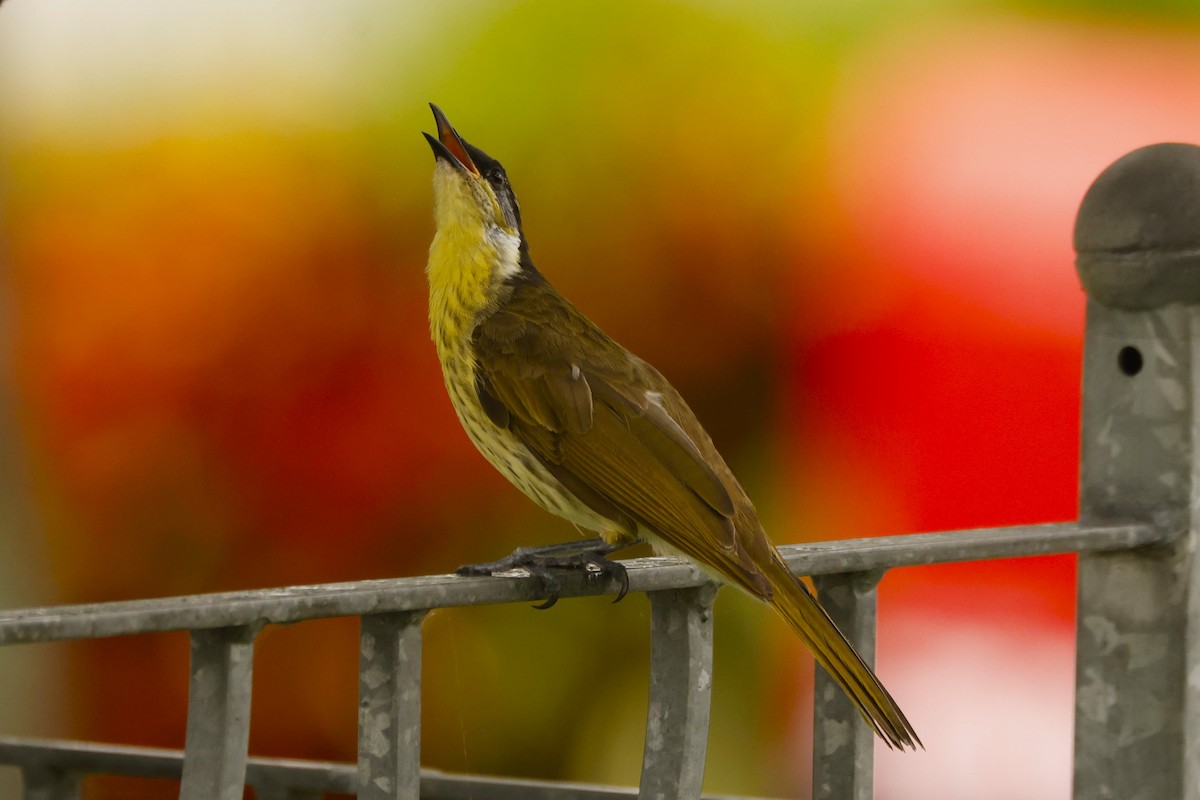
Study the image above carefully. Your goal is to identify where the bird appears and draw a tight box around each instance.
[421,103,919,750]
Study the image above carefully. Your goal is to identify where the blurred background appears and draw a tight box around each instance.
[1,0,1199,797]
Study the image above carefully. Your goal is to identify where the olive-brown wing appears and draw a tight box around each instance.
[473,295,769,595]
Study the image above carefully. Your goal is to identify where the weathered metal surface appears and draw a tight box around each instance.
[0,736,777,799]
[358,611,426,800]
[639,583,719,800]
[0,737,189,781]
[1071,301,1195,800]
[19,766,80,800]
[0,522,1159,647]
[250,786,323,800]
[1075,143,1200,310]
[178,626,257,800]
[1,524,1153,798]
[778,521,1163,576]
[810,572,881,800]
[1071,142,1200,800]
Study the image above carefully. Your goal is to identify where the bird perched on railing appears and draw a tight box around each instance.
[422,104,920,750]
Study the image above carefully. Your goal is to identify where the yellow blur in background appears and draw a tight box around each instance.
[1,1,1199,798]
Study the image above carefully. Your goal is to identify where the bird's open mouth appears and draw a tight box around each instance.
[424,104,479,176]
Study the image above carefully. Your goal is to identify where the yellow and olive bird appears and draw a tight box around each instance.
[422,104,919,750]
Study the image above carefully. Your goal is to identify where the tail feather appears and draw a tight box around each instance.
[764,558,921,751]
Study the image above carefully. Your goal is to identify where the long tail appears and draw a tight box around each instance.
[763,557,921,750]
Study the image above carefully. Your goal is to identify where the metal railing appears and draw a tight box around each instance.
[0,142,1198,799]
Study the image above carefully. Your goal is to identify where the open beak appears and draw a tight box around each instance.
[423,104,480,176]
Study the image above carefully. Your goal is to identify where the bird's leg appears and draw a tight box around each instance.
[456,537,637,608]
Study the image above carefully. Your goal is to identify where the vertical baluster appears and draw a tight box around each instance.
[810,571,880,800]
[638,583,718,800]
[252,787,322,800]
[358,610,427,800]
[179,625,258,800]
[21,767,80,800]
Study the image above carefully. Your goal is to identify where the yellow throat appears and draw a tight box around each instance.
[425,136,521,357]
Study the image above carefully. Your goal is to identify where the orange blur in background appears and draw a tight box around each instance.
[1,2,1199,798]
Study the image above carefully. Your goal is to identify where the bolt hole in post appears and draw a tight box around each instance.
[1117,346,1142,376]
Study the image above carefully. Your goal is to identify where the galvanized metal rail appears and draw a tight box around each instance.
[1,143,1198,799]
[0,522,1157,646]
[0,520,1173,800]
[0,735,771,800]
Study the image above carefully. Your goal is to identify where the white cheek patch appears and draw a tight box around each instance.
[488,226,522,281]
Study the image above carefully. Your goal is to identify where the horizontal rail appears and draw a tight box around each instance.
[0,521,1163,646]
[777,520,1167,574]
[0,737,772,800]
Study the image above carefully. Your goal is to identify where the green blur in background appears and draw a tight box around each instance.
[1,0,1199,798]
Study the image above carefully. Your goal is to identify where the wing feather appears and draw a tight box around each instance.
[465,282,918,748]
[472,292,743,570]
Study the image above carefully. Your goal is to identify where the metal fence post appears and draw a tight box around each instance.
[1072,142,1200,799]
[20,767,80,800]
[179,625,259,800]
[358,610,427,800]
[638,583,719,800]
[252,787,322,800]
[810,571,880,800]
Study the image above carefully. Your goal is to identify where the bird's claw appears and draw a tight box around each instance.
[582,553,629,603]
[456,543,630,608]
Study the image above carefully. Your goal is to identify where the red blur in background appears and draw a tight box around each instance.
[1,4,1199,799]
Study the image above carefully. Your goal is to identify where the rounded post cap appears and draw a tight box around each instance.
[1075,142,1200,309]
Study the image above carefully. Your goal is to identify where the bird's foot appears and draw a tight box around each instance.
[456,538,632,609]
